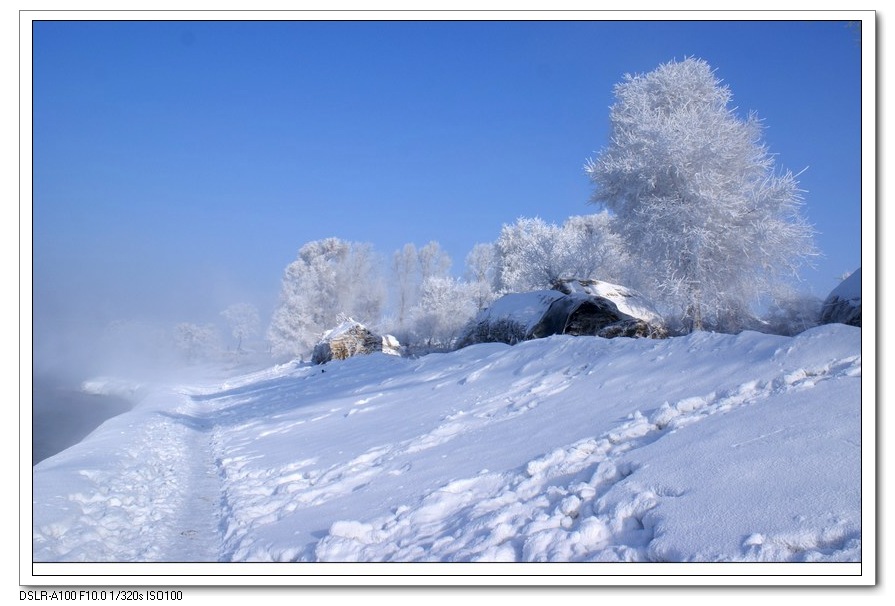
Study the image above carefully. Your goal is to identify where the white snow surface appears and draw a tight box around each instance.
[32,324,862,565]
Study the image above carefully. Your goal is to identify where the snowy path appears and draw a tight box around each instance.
[32,325,863,563]
[157,395,225,561]
[33,390,226,561]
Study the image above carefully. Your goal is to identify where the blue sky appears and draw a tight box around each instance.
[31,17,865,342]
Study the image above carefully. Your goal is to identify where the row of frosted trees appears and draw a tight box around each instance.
[265,214,634,359]
[267,57,820,360]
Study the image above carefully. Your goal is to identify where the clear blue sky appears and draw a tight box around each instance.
[31,18,865,337]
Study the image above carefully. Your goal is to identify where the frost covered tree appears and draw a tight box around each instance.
[389,241,454,337]
[586,57,816,332]
[560,213,630,283]
[493,217,555,293]
[417,241,453,282]
[392,243,421,332]
[174,322,221,363]
[409,276,478,351]
[494,213,627,294]
[220,303,260,352]
[267,238,385,359]
[464,242,499,311]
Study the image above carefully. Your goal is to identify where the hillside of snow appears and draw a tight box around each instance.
[31,324,863,568]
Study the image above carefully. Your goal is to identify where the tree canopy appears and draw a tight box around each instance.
[586,57,817,332]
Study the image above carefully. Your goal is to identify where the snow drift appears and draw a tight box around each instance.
[31,324,862,569]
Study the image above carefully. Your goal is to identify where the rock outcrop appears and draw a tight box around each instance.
[819,268,861,327]
[312,319,401,364]
[461,280,667,346]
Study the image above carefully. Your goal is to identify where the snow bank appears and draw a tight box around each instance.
[32,324,863,573]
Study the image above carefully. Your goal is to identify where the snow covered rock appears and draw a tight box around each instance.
[552,278,665,326]
[461,291,566,345]
[461,283,667,346]
[311,319,401,364]
[819,268,861,327]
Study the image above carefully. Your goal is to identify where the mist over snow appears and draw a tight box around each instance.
[32,323,863,572]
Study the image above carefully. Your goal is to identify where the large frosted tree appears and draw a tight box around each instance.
[586,58,816,332]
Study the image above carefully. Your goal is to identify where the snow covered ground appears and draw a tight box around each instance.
[27,324,869,584]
